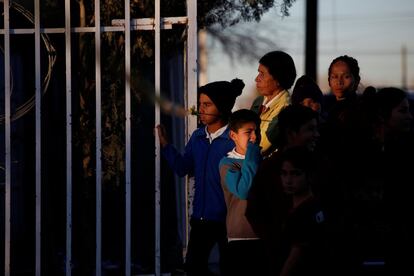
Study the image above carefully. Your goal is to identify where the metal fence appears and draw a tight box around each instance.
[1,0,198,275]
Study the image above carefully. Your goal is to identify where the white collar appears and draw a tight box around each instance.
[205,124,228,143]
[263,90,285,108]
[227,148,245,159]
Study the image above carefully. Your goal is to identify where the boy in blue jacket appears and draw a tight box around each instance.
[156,78,244,276]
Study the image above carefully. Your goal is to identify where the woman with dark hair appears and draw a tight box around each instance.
[317,55,370,275]
[320,55,366,156]
[328,55,360,101]
[251,50,297,156]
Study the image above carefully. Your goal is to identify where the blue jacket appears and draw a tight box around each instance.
[219,142,262,200]
[161,126,234,222]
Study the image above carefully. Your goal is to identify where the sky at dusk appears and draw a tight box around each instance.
[205,0,414,109]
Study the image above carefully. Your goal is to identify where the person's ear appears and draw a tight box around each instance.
[229,130,237,141]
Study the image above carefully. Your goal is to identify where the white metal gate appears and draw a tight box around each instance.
[1,0,198,275]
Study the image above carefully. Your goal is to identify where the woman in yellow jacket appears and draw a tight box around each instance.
[251,51,297,156]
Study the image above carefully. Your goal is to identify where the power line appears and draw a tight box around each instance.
[280,12,414,22]
[286,49,414,56]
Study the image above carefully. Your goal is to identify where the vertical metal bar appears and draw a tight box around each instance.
[186,0,198,144]
[186,0,198,140]
[65,0,73,274]
[154,0,161,275]
[185,0,198,252]
[3,1,11,275]
[34,0,42,275]
[95,0,102,274]
[182,41,190,256]
[124,0,132,275]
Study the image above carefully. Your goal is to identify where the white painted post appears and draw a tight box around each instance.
[95,0,102,274]
[124,0,132,275]
[184,0,198,252]
[154,0,162,275]
[186,0,198,138]
[3,1,11,275]
[34,0,42,275]
[65,0,73,274]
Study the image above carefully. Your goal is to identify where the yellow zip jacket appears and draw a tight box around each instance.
[250,90,290,155]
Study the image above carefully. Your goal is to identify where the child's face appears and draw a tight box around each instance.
[230,122,258,155]
[280,160,308,195]
[301,98,321,113]
[198,93,221,126]
[386,98,413,133]
[328,60,356,100]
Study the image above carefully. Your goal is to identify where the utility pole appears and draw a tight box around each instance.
[305,0,318,81]
[401,44,407,90]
